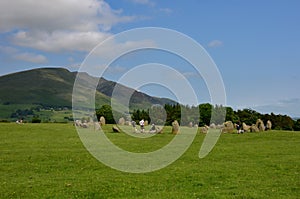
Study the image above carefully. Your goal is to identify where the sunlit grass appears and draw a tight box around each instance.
[0,123,299,198]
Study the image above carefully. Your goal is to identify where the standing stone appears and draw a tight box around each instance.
[266,120,272,130]
[210,123,216,129]
[222,121,235,133]
[242,122,251,132]
[118,117,125,125]
[144,120,149,126]
[100,116,106,126]
[125,121,131,126]
[188,122,193,128]
[199,126,208,134]
[172,120,180,134]
[156,127,163,134]
[256,119,265,131]
[112,125,121,133]
[94,122,101,130]
[250,124,259,132]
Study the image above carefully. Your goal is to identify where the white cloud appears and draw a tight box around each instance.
[208,40,223,48]
[252,98,300,117]
[106,66,127,74]
[0,45,18,54]
[13,52,48,64]
[129,0,155,6]
[0,45,47,64]
[92,39,157,59]
[0,0,133,32]
[0,0,135,52]
[12,30,111,52]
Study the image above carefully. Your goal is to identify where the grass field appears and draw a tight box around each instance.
[0,123,299,198]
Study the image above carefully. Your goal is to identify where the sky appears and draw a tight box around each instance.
[0,0,299,117]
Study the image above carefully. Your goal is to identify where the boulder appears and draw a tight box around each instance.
[266,120,272,130]
[242,122,251,132]
[112,125,121,133]
[94,122,101,130]
[199,126,208,134]
[144,120,149,126]
[156,127,163,134]
[216,124,224,129]
[222,121,235,133]
[210,123,216,129]
[250,124,259,132]
[99,116,106,126]
[172,120,180,134]
[256,119,265,131]
[118,117,125,125]
[81,122,88,128]
[125,121,132,126]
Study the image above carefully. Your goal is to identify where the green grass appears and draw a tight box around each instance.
[0,104,35,120]
[0,104,74,122]
[0,123,299,198]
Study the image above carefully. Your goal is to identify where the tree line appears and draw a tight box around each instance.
[96,103,300,131]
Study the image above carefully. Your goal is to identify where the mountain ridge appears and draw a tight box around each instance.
[0,67,176,110]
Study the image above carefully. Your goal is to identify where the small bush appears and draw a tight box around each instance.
[32,117,41,123]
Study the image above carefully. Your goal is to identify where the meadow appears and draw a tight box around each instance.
[0,123,299,198]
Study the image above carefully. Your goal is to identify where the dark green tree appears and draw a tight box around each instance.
[236,109,260,125]
[199,103,212,126]
[294,119,300,131]
[96,105,115,124]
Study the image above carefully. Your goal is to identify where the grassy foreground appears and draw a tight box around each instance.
[0,123,299,198]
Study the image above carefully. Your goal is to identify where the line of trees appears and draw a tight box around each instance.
[96,103,300,131]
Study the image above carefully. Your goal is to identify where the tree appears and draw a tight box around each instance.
[236,109,260,125]
[164,104,181,125]
[211,104,226,125]
[294,119,300,131]
[32,115,41,123]
[226,107,239,123]
[199,103,212,126]
[96,105,115,124]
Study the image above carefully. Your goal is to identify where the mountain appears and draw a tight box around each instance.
[0,67,176,110]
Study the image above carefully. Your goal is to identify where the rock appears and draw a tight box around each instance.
[242,122,251,132]
[131,121,136,128]
[156,127,163,134]
[81,123,88,128]
[188,122,193,128]
[216,124,224,129]
[172,120,180,134]
[266,120,272,130]
[250,124,259,132]
[199,126,208,133]
[222,121,235,133]
[99,116,106,126]
[112,125,120,133]
[256,119,265,131]
[125,121,131,126]
[75,120,82,127]
[144,120,149,126]
[94,122,101,130]
[118,117,125,125]
[210,123,216,129]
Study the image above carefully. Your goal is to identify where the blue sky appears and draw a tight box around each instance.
[0,0,299,117]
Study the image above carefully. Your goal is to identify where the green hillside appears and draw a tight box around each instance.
[0,67,176,121]
[0,68,74,106]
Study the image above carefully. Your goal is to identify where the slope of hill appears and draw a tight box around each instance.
[0,67,176,119]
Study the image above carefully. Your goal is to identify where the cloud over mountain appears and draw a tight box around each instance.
[0,0,135,53]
